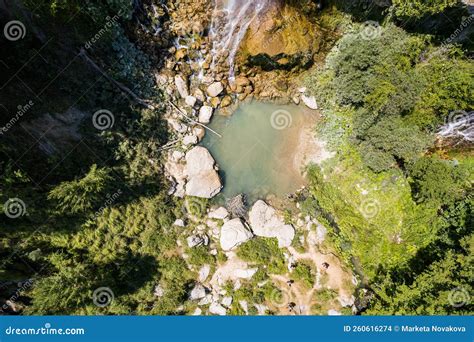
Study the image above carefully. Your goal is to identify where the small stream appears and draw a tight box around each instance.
[201,101,316,203]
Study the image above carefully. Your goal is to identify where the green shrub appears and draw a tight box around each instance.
[293,262,315,288]
[237,238,287,275]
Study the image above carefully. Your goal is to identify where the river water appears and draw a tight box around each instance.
[201,101,317,204]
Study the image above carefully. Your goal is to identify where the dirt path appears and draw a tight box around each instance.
[268,230,354,315]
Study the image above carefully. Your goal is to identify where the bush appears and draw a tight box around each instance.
[293,262,315,288]
[237,238,287,275]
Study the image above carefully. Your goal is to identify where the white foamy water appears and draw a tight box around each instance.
[210,0,271,80]
[437,111,474,144]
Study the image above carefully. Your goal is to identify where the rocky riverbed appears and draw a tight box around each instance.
[159,0,331,202]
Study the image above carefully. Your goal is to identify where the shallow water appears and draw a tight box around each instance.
[201,101,316,204]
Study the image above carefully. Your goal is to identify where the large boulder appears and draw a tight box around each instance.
[249,200,295,248]
[189,284,207,300]
[185,147,222,198]
[220,218,253,251]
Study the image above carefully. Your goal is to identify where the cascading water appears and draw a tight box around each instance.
[437,111,474,144]
[209,0,271,81]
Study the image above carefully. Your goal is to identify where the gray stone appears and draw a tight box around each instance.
[154,285,164,297]
[208,207,229,220]
[249,200,295,248]
[198,106,214,124]
[209,302,227,316]
[220,218,253,251]
[190,284,207,300]
[301,94,318,110]
[183,134,198,146]
[222,296,233,308]
[198,264,211,282]
[174,75,189,99]
[185,95,197,107]
[207,82,224,97]
[173,219,185,227]
[185,147,222,198]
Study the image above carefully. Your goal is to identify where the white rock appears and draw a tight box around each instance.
[193,126,206,141]
[209,207,229,220]
[185,95,197,107]
[173,219,185,227]
[190,284,207,300]
[198,264,211,282]
[186,173,222,199]
[328,309,342,316]
[171,151,185,162]
[183,134,198,146]
[198,294,212,306]
[209,302,227,316]
[198,106,214,124]
[192,308,202,316]
[222,296,233,308]
[249,200,295,248]
[301,95,318,110]
[206,219,219,230]
[174,75,189,99]
[154,285,164,297]
[186,146,215,176]
[315,223,327,243]
[220,218,253,251]
[168,118,187,133]
[298,87,307,93]
[239,300,249,315]
[233,268,258,280]
[207,82,224,97]
[254,304,268,315]
[185,147,222,198]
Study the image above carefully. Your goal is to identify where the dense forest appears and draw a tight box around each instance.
[0,0,472,316]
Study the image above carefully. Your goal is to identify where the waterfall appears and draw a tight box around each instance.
[437,111,474,144]
[209,0,271,81]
